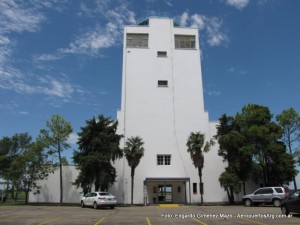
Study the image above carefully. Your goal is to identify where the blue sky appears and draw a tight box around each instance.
[0,0,299,162]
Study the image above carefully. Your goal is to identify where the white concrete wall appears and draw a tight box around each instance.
[113,18,228,204]
[29,166,83,204]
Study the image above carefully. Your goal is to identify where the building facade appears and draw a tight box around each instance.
[111,17,228,204]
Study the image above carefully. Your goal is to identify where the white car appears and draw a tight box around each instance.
[81,192,117,209]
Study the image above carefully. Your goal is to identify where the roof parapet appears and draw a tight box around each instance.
[136,11,179,26]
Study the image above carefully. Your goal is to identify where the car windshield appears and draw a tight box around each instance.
[291,191,300,198]
[99,192,110,196]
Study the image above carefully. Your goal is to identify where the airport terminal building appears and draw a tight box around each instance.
[30,16,238,204]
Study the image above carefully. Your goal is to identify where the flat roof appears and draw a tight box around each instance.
[145,177,190,182]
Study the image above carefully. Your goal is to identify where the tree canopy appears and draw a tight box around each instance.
[276,108,300,189]
[38,114,73,205]
[0,133,52,204]
[73,115,123,195]
[215,104,297,204]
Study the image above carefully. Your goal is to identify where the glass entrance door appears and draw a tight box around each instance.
[158,184,173,203]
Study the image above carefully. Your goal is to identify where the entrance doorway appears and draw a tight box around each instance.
[144,177,190,204]
[158,184,173,203]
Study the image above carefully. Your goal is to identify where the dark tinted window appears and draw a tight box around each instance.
[99,192,109,196]
[157,51,167,57]
[274,188,283,193]
[158,80,168,87]
[264,188,273,194]
[254,189,264,195]
[193,183,197,194]
[291,191,300,199]
[255,188,273,195]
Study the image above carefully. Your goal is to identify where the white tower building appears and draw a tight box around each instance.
[112,16,227,204]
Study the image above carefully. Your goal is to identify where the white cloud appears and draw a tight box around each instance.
[0,0,45,34]
[63,2,136,56]
[190,14,205,30]
[208,90,221,96]
[205,17,228,46]
[19,111,29,115]
[179,12,189,27]
[225,0,250,10]
[33,53,63,61]
[61,25,117,56]
[68,132,78,145]
[165,0,173,7]
[179,12,228,47]
[0,0,83,103]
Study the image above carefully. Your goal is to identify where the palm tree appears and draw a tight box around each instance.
[186,132,214,204]
[124,136,145,205]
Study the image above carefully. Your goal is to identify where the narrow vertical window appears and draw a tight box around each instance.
[157,155,164,165]
[193,183,197,194]
[153,186,157,193]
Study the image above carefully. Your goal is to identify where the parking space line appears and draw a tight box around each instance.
[159,204,179,208]
[94,217,105,225]
[146,217,152,225]
[192,218,208,225]
[240,218,268,225]
[38,217,62,225]
[0,216,20,223]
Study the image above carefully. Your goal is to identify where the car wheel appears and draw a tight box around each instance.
[273,199,281,207]
[81,201,85,208]
[110,205,115,209]
[245,199,252,207]
[281,205,289,216]
[93,202,98,209]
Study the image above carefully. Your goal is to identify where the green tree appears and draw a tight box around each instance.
[236,104,296,186]
[73,115,123,195]
[38,114,73,205]
[124,136,145,205]
[3,133,32,201]
[0,134,53,204]
[19,141,53,204]
[186,132,214,204]
[219,171,241,204]
[0,137,13,180]
[215,114,250,203]
[276,108,300,190]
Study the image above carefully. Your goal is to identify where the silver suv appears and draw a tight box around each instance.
[242,187,288,207]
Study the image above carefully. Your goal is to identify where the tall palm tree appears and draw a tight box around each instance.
[186,132,214,204]
[124,136,145,205]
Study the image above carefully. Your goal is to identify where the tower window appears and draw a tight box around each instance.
[157,155,171,165]
[158,80,168,87]
[175,35,196,49]
[126,33,148,48]
[157,51,167,57]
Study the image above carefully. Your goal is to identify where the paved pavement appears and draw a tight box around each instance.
[0,204,299,225]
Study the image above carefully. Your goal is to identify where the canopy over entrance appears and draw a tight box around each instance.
[144,177,191,204]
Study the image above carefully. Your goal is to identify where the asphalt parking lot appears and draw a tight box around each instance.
[0,204,299,225]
